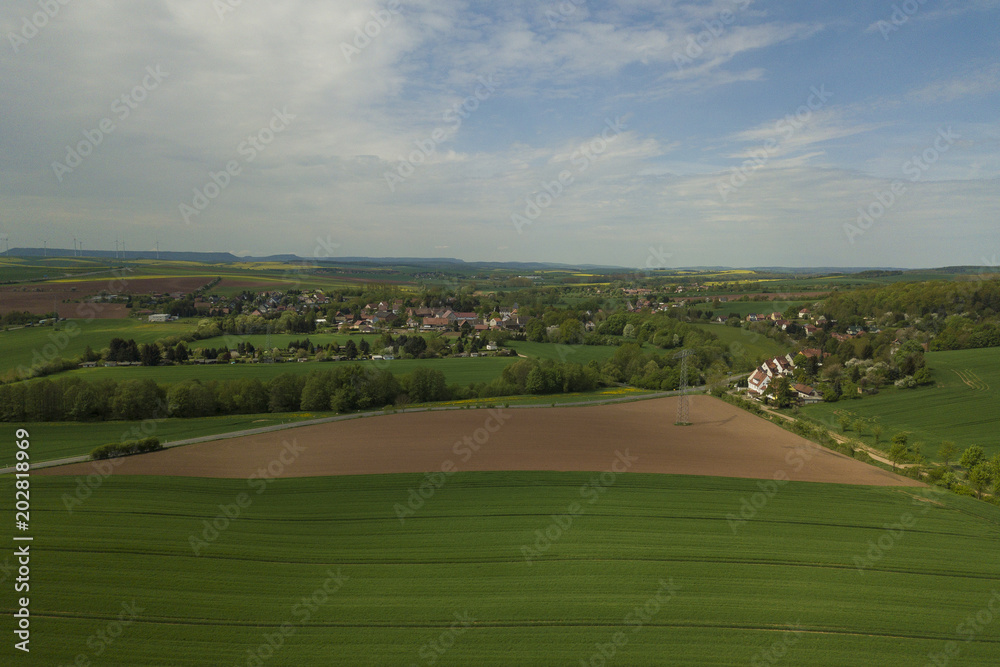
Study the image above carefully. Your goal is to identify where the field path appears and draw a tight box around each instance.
[38,395,922,486]
[758,405,919,469]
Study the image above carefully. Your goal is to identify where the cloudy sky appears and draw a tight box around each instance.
[2,0,998,268]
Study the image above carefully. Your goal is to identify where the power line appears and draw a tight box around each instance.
[674,348,693,426]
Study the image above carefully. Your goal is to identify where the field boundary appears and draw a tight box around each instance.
[5,380,752,473]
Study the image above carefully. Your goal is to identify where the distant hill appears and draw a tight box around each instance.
[2,247,981,275]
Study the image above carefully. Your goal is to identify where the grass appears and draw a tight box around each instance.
[689,300,810,318]
[0,319,198,375]
[7,412,342,463]
[507,340,621,363]
[48,355,517,387]
[4,472,998,665]
[799,348,1000,460]
[0,256,114,282]
[15,388,661,464]
[690,323,788,367]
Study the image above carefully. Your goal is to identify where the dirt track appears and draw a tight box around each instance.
[40,396,922,486]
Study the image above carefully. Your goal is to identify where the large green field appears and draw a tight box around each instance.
[4,472,998,665]
[0,319,198,375]
[51,355,517,387]
[800,348,1000,460]
[13,386,658,464]
[690,323,788,368]
[0,256,115,283]
[690,300,811,318]
[507,340,622,364]
[6,412,339,464]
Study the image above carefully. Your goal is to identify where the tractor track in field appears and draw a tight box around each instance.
[952,368,989,391]
[22,612,1000,644]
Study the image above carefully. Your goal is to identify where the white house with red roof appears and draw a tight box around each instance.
[747,353,796,398]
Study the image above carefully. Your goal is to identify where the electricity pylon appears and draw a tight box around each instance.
[675,348,693,425]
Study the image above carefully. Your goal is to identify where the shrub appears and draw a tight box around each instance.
[91,437,162,460]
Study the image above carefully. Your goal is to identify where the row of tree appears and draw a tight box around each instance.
[0,359,611,423]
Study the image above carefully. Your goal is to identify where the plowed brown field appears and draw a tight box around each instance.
[0,276,289,317]
[41,396,922,486]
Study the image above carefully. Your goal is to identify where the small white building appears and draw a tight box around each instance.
[148,313,170,323]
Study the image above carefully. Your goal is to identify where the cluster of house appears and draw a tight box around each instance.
[746,353,822,404]
[742,307,819,333]
[410,306,531,333]
[316,301,532,334]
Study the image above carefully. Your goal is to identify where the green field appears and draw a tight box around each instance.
[507,340,622,364]
[13,387,659,464]
[0,256,116,283]
[690,300,811,318]
[690,323,788,367]
[51,355,517,387]
[4,472,998,665]
[7,412,341,464]
[0,319,198,375]
[800,348,1000,460]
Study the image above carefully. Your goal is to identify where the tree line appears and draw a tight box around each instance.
[0,360,613,423]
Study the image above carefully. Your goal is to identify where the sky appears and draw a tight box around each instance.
[1,0,998,269]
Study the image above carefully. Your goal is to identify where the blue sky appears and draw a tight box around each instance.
[1,0,998,268]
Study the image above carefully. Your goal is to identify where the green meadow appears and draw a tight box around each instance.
[800,348,1000,460]
[688,300,811,318]
[690,323,788,368]
[6,412,338,464]
[3,472,998,665]
[0,319,199,374]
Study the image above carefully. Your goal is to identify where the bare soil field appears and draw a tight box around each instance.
[41,396,922,486]
[0,276,268,317]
